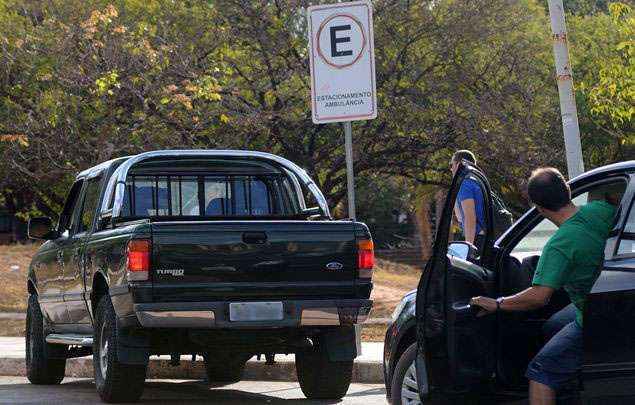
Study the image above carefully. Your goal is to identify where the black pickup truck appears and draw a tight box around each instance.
[25,150,373,403]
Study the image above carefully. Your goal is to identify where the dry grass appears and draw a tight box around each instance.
[0,319,26,337]
[0,244,420,341]
[370,258,420,319]
[0,243,39,312]
[360,323,388,342]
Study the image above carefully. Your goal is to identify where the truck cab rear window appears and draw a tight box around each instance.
[121,175,290,217]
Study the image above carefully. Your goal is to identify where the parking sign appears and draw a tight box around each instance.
[307,1,377,124]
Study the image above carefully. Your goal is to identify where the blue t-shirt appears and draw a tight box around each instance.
[456,177,486,235]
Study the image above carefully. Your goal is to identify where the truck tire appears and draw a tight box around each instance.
[93,295,147,403]
[203,353,248,383]
[295,345,353,399]
[25,294,66,385]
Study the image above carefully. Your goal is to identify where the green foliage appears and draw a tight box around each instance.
[0,0,631,222]
[569,1,635,165]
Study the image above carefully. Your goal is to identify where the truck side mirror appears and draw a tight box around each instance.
[28,217,58,240]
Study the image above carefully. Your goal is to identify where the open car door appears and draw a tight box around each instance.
[416,162,497,397]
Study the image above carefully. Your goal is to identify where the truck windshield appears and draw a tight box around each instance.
[120,174,298,218]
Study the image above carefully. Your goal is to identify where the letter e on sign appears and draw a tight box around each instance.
[307,1,377,124]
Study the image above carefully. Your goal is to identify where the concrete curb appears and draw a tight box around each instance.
[0,356,384,384]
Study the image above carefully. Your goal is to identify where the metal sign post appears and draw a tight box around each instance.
[343,121,356,219]
[547,0,585,178]
[307,1,376,219]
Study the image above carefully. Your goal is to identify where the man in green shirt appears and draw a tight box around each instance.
[470,167,616,405]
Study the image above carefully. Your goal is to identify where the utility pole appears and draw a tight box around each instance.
[547,0,585,178]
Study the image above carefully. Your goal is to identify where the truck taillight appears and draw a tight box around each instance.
[357,239,374,279]
[127,239,151,281]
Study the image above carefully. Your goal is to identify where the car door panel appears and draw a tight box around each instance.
[416,162,496,395]
[63,237,92,324]
[64,175,104,325]
[35,242,70,324]
[446,258,496,387]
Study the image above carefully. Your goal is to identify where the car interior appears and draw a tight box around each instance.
[495,179,628,388]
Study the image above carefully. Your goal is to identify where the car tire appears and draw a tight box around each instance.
[295,345,353,399]
[25,294,67,385]
[390,342,442,405]
[93,295,147,403]
[203,353,248,383]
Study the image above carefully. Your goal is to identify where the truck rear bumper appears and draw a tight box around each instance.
[132,299,372,329]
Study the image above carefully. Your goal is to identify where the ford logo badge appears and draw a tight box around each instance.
[325,262,344,271]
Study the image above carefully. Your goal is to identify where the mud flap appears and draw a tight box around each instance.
[116,318,150,365]
[322,326,358,361]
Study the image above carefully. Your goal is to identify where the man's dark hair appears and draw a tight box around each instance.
[451,150,476,165]
[527,167,571,211]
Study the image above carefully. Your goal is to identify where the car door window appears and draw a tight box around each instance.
[58,180,84,236]
[449,173,489,259]
[511,180,627,255]
[617,198,635,256]
[77,177,102,234]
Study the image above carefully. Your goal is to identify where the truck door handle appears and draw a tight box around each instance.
[242,232,267,244]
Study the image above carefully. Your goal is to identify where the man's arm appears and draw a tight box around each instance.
[470,285,555,316]
[460,198,477,244]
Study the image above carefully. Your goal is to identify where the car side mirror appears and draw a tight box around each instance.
[448,241,478,261]
[28,217,58,240]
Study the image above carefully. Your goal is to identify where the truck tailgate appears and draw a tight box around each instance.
[150,221,364,302]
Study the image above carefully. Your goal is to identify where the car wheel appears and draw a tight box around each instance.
[202,352,248,383]
[93,295,147,403]
[25,294,67,385]
[296,345,353,399]
[391,343,424,405]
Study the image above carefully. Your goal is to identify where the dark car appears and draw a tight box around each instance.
[384,160,635,404]
[25,150,373,403]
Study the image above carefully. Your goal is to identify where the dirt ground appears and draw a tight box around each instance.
[0,244,421,340]
[0,243,39,313]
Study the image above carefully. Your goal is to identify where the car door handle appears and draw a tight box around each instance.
[242,232,267,244]
[452,303,480,319]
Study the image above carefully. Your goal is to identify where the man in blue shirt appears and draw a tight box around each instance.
[450,150,486,249]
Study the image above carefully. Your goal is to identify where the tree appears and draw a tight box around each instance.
[569,2,634,166]
[0,0,628,222]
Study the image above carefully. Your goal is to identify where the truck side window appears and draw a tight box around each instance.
[78,177,102,233]
[617,198,635,256]
[58,180,84,234]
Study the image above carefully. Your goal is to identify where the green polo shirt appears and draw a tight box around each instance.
[532,200,616,326]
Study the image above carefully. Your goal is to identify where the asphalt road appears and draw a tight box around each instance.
[0,376,387,404]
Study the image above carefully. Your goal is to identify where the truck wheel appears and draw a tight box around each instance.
[25,294,66,385]
[295,345,353,399]
[203,353,248,383]
[93,295,147,403]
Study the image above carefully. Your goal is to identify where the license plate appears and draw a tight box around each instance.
[229,302,284,322]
